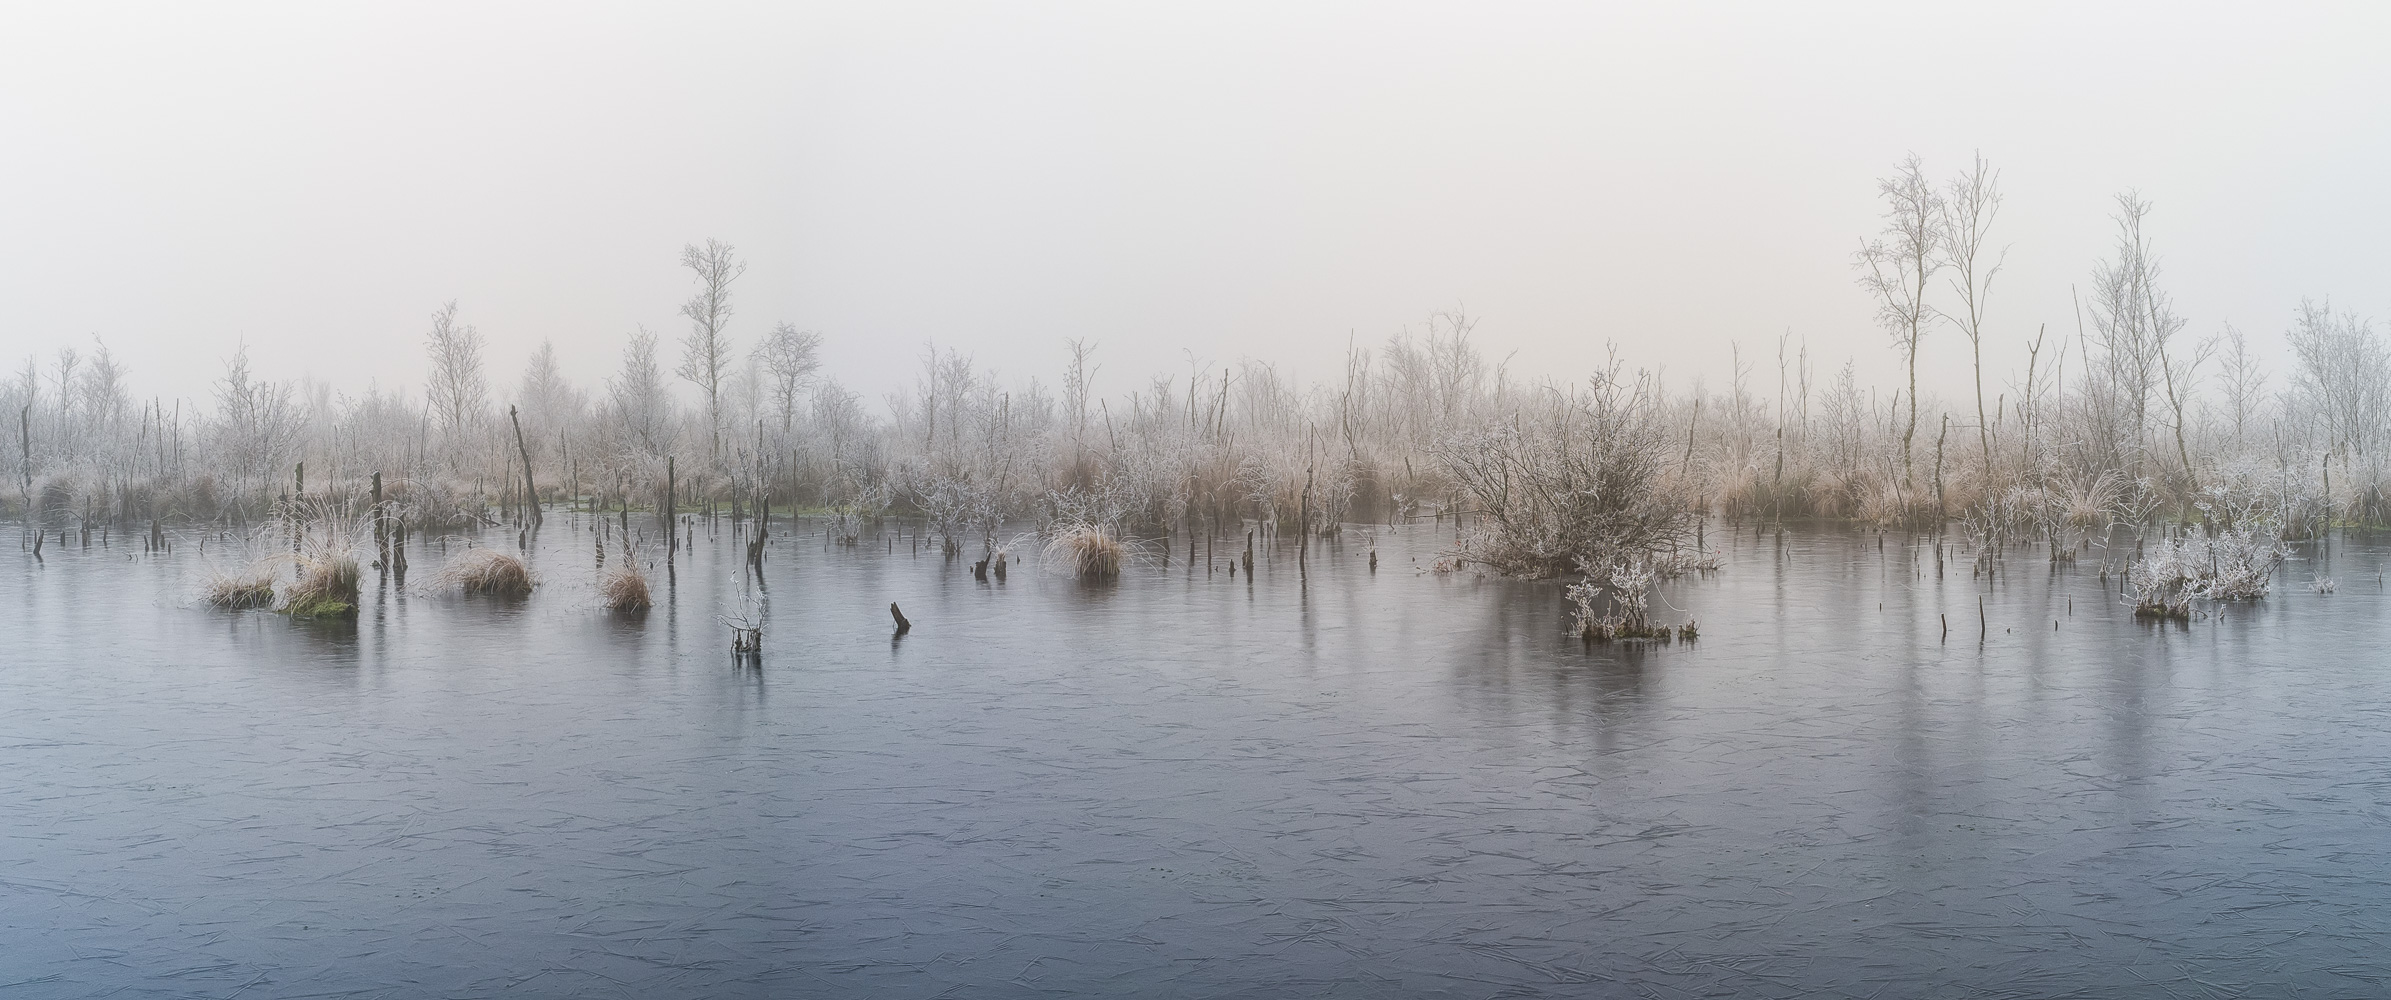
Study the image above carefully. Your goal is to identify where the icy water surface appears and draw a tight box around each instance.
[5,518,2391,998]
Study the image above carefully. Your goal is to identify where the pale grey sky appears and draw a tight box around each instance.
[3,3,2386,409]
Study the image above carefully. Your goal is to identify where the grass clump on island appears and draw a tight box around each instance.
[594,533,652,612]
[279,496,369,619]
[203,560,279,609]
[199,497,367,619]
[282,555,362,619]
[600,552,652,612]
[1043,522,1123,580]
[431,547,537,597]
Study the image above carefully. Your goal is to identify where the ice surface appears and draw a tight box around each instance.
[3,522,2387,997]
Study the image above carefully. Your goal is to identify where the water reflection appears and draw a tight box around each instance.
[3,516,2389,996]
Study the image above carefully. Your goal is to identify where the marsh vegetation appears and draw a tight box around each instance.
[9,160,2385,635]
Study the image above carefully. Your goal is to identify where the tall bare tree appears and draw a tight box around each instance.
[49,348,81,456]
[757,322,823,433]
[2286,298,2386,460]
[677,239,746,468]
[83,337,130,439]
[610,327,673,458]
[1856,154,1943,489]
[516,339,584,461]
[424,300,488,468]
[1937,153,2004,479]
[1062,337,1099,476]
[2088,193,2198,480]
[2216,323,2267,454]
[212,342,300,492]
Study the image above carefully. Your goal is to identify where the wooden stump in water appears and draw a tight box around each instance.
[890,602,912,634]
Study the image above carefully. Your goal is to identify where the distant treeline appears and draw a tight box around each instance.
[10,160,2390,578]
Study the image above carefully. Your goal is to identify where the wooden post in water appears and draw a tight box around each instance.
[509,405,541,527]
[1299,452,1314,577]
[18,404,30,500]
[371,471,385,570]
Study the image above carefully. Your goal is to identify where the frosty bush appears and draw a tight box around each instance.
[2131,522,2284,619]
[1565,556,1694,641]
[1441,357,1694,578]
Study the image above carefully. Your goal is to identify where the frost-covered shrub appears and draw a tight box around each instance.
[1443,358,1693,578]
[2131,523,2284,619]
[1566,556,1693,641]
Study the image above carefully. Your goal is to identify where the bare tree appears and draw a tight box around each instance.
[424,300,489,465]
[2087,193,2196,480]
[212,342,301,492]
[49,348,81,455]
[677,239,746,468]
[82,337,130,439]
[1062,338,1098,480]
[2286,298,2386,459]
[1856,154,1943,489]
[1426,310,1485,425]
[757,323,822,433]
[1937,153,2004,479]
[516,339,584,460]
[610,327,673,457]
[2216,323,2267,454]
[2007,325,2056,472]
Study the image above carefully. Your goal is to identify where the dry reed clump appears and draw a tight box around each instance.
[210,495,370,619]
[1043,523,1123,579]
[282,555,361,619]
[600,563,652,612]
[431,548,537,597]
[203,561,278,609]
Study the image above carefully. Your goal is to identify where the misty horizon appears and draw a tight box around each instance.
[6,5,2389,406]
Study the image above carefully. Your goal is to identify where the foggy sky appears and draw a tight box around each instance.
[4,3,2387,411]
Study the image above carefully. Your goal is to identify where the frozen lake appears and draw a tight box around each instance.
[5,517,2390,997]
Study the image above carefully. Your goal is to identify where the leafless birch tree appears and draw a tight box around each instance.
[424,301,488,467]
[2286,299,2386,459]
[1937,153,2004,479]
[1856,154,1942,490]
[610,327,673,458]
[677,238,746,468]
[2216,323,2267,453]
[758,323,823,433]
[2087,193,2198,480]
